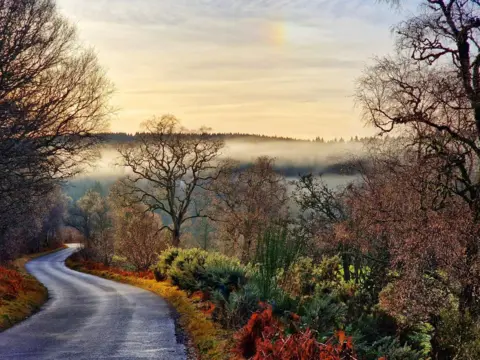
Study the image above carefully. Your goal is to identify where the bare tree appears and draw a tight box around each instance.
[37,188,68,251]
[293,174,354,279]
[67,190,98,246]
[92,195,114,266]
[357,0,480,317]
[341,151,478,350]
[0,185,68,261]
[68,189,114,264]
[109,196,168,271]
[211,156,289,262]
[0,0,112,256]
[115,115,224,247]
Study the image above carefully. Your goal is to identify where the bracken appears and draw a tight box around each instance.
[232,304,358,360]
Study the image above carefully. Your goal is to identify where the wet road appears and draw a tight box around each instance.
[0,245,185,360]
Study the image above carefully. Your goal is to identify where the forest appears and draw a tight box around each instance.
[2,0,480,359]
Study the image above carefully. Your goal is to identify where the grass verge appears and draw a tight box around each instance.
[0,245,67,331]
[66,257,232,360]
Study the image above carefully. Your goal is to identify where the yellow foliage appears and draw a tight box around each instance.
[68,263,233,359]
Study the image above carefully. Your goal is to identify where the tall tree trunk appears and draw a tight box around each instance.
[342,252,351,282]
[171,226,181,247]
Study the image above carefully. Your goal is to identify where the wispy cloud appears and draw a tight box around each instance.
[56,0,405,139]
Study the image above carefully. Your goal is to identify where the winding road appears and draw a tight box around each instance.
[0,245,186,360]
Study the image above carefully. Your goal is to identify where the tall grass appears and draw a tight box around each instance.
[253,226,303,299]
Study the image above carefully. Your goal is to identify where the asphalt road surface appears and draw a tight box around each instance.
[0,245,186,360]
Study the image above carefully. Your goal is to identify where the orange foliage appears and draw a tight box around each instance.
[200,301,216,316]
[191,290,211,301]
[0,266,26,303]
[233,305,357,360]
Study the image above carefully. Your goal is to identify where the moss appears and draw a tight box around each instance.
[68,259,233,360]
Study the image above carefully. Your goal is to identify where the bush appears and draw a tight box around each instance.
[341,312,426,360]
[167,248,209,291]
[154,248,180,281]
[202,252,247,296]
[154,248,247,295]
[278,255,349,299]
[300,293,348,338]
[233,304,357,360]
[212,273,299,331]
[212,282,261,329]
[435,307,480,359]
[252,227,303,300]
[0,267,25,303]
[360,336,423,360]
[279,256,316,297]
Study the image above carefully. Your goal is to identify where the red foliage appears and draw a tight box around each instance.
[191,290,211,301]
[82,261,154,280]
[0,266,26,303]
[233,305,357,360]
[199,301,216,316]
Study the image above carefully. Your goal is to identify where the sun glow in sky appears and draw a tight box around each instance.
[56,0,414,139]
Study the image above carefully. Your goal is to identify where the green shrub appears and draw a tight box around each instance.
[300,293,347,337]
[253,227,303,299]
[154,248,180,281]
[212,282,260,329]
[312,255,343,287]
[435,307,480,359]
[168,248,209,292]
[344,312,427,360]
[202,252,247,296]
[406,323,433,358]
[279,255,350,299]
[279,256,316,297]
[154,248,247,295]
[212,280,299,330]
[360,336,423,360]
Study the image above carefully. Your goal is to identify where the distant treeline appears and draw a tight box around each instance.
[98,132,381,144]
[235,159,367,178]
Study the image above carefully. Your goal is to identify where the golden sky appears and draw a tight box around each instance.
[56,0,409,139]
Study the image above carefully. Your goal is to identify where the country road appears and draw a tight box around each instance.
[0,245,186,360]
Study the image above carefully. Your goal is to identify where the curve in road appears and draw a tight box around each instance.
[0,245,186,360]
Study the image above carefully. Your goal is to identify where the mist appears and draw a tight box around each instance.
[65,139,365,201]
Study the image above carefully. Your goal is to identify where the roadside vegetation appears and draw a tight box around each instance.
[0,245,66,331]
[62,0,480,356]
[3,1,480,360]
[0,0,110,333]
[66,254,230,359]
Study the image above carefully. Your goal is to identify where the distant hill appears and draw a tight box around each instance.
[97,132,380,144]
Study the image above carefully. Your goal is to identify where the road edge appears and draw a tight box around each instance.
[0,245,68,332]
[66,256,231,360]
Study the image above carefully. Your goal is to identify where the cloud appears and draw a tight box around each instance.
[56,0,403,139]
[59,0,393,25]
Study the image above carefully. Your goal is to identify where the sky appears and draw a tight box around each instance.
[56,0,416,139]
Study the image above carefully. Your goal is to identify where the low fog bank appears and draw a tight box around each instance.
[225,140,367,177]
[83,139,367,178]
[65,139,365,201]
[225,139,365,164]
